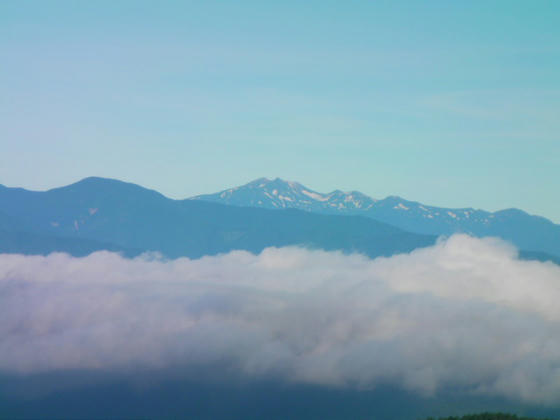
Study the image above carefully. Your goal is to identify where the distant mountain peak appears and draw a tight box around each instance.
[191,178,377,212]
[47,176,166,200]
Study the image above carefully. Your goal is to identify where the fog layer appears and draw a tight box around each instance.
[1,235,560,405]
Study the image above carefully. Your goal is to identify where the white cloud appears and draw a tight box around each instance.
[1,234,560,405]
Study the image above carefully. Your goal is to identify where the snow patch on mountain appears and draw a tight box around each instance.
[301,190,329,202]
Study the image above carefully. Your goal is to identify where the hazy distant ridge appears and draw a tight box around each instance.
[192,177,560,257]
[1,177,558,261]
[0,177,434,259]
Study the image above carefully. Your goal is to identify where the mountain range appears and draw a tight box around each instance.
[0,177,558,263]
[0,177,434,259]
[192,177,560,257]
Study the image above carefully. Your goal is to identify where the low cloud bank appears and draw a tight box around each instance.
[1,235,560,405]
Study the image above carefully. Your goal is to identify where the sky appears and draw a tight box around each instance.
[1,1,559,222]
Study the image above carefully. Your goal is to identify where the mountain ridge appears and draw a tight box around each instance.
[1,176,559,261]
[191,177,546,222]
[191,177,560,256]
[0,177,436,259]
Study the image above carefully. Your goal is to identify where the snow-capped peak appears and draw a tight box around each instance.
[189,178,555,243]
[190,178,498,231]
[190,177,377,212]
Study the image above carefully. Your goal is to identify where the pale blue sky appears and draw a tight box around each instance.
[1,1,559,221]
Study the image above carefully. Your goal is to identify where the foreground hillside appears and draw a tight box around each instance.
[425,414,555,420]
